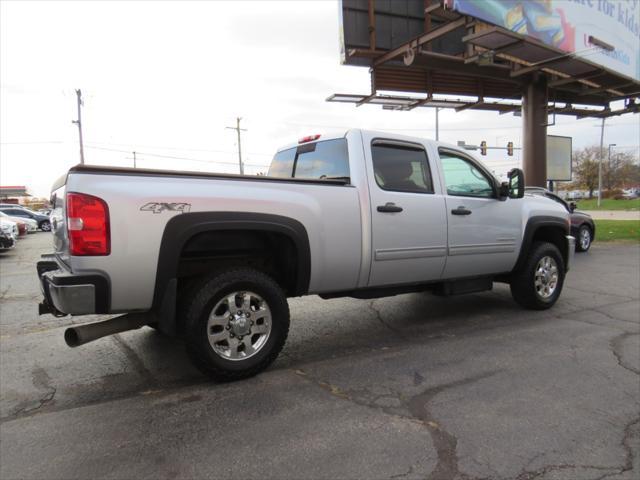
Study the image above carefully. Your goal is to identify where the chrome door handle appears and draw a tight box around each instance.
[377,202,403,213]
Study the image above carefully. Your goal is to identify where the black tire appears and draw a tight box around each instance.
[576,225,592,252]
[40,220,51,232]
[510,241,565,310]
[183,268,289,382]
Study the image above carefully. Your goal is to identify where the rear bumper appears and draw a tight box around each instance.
[37,254,110,315]
[566,235,575,272]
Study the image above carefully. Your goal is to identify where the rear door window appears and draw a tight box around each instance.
[371,141,434,194]
[268,139,350,180]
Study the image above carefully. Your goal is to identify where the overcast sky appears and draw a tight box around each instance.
[1,0,639,198]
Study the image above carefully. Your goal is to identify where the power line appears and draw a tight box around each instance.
[84,145,269,168]
[84,141,273,157]
[0,141,64,145]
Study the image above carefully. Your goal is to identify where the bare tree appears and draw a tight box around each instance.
[572,147,600,198]
[572,146,639,196]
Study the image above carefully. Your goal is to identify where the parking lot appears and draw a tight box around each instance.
[1,233,638,479]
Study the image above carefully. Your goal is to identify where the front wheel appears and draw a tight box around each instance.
[183,268,290,382]
[40,220,51,232]
[576,225,592,252]
[510,241,565,310]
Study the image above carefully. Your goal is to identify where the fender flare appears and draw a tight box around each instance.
[152,212,311,333]
[512,216,569,273]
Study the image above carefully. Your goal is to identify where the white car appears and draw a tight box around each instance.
[0,211,37,234]
[21,217,38,233]
[0,217,19,241]
[0,211,38,233]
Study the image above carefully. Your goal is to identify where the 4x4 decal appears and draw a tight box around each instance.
[140,202,191,214]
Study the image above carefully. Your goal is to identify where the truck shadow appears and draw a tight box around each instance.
[1,287,556,421]
[134,286,528,380]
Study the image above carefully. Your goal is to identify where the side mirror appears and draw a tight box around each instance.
[569,201,577,213]
[507,168,525,199]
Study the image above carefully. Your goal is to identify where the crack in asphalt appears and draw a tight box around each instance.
[515,416,640,480]
[390,464,415,479]
[514,463,619,480]
[619,416,640,477]
[407,372,501,480]
[368,299,407,337]
[293,367,501,480]
[8,367,57,419]
[565,285,637,301]
[592,307,640,327]
[560,304,640,331]
[610,332,640,376]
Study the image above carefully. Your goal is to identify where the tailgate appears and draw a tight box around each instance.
[50,178,70,265]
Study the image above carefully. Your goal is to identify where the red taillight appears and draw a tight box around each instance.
[66,192,110,256]
[298,134,321,144]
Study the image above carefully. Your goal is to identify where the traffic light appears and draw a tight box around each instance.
[507,141,514,156]
[480,140,487,156]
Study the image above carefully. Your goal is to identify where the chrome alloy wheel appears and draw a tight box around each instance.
[207,291,272,361]
[534,256,559,300]
[580,228,591,250]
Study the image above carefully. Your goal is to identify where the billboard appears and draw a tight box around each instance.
[547,135,572,182]
[339,0,466,66]
[445,0,640,81]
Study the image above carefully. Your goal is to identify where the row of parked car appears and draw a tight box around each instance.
[0,204,52,252]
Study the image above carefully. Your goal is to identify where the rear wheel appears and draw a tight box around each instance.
[183,268,289,381]
[510,241,565,310]
[576,225,592,252]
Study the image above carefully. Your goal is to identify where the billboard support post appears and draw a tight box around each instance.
[597,118,605,207]
[523,74,548,187]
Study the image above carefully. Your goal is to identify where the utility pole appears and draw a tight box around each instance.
[133,151,137,168]
[435,107,440,141]
[597,117,605,207]
[71,89,85,164]
[226,117,247,175]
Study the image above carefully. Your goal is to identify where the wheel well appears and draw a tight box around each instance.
[177,230,299,296]
[532,225,568,265]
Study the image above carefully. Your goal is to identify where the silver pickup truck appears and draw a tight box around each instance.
[38,129,574,380]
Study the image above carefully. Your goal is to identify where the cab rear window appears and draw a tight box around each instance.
[268,139,349,180]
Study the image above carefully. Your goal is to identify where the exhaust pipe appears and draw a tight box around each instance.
[65,313,152,347]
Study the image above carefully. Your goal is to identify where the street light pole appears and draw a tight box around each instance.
[435,107,440,141]
[607,143,616,191]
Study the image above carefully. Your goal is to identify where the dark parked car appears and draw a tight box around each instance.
[525,188,595,252]
[0,205,51,232]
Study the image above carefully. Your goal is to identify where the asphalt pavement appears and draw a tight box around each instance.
[1,233,638,480]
